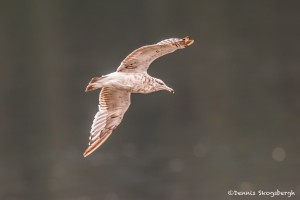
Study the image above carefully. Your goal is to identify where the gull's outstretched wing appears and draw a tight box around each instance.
[117,36,194,73]
[83,87,131,157]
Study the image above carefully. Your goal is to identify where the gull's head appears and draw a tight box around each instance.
[155,79,174,94]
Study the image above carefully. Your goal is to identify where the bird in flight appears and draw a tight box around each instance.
[83,36,194,157]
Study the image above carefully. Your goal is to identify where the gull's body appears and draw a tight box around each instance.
[84,36,194,157]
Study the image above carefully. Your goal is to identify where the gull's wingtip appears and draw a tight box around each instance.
[83,148,90,157]
[83,144,99,157]
[83,130,113,157]
[182,36,194,47]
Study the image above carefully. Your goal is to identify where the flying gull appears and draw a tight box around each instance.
[83,36,194,157]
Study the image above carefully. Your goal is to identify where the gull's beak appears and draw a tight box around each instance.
[166,87,175,94]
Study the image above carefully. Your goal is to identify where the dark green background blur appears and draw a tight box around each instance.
[1,1,300,200]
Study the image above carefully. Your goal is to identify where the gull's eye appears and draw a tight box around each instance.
[157,81,164,85]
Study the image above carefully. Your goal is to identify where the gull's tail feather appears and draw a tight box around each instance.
[85,76,106,92]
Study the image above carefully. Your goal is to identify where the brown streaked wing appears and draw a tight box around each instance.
[116,38,186,73]
[83,87,131,157]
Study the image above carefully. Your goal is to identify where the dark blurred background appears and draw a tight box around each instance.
[1,1,300,200]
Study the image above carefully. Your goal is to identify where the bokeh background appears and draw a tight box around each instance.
[1,1,300,200]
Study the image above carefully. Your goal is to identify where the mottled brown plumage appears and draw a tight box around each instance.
[83,36,194,157]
